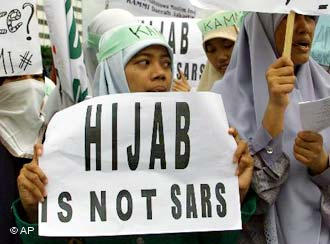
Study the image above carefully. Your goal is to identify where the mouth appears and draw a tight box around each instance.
[216,63,229,72]
[292,40,311,52]
[147,86,167,92]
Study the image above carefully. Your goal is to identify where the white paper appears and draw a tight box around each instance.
[82,0,197,39]
[138,16,207,89]
[0,0,42,76]
[39,92,241,237]
[189,0,330,15]
[110,0,198,18]
[82,0,214,42]
[299,96,330,131]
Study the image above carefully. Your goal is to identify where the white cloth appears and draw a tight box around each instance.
[84,9,137,88]
[0,79,45,158]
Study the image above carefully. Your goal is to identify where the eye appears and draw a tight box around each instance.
[136,59,150,67]
[223,41,234,49]
[306,15,316,21]
[205,44,216,53]
[161,59,171,68]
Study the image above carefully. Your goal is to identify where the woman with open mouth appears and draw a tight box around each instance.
[213,13,330,244]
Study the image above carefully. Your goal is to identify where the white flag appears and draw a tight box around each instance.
[44,0,89,111]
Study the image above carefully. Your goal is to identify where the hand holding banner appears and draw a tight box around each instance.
[39,92,241,237]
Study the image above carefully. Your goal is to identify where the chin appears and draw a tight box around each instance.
[216,68,225,76]
[292,54,310,66]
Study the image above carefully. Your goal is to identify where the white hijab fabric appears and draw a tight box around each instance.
[198,62,223,91]
[83,9,136,86]
[93,27,174,96]
[212,13,330,244]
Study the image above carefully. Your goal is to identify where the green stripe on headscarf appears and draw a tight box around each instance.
[87,32,101,49]
[97,24,166,62]
[198,11,245,37]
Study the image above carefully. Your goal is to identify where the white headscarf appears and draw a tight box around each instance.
[83,9,137,87]
[93,23,174,96]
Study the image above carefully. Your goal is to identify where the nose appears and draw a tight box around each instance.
[151,61,166,81]
[216,49,229,64]
[294,14,313,35]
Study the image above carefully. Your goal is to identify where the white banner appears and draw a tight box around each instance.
[39,92,241,237]
[109,0,197,18]
[138,17,206,89]
[0,0,42,77]
[189,0,330,15]
[82,0,213,40]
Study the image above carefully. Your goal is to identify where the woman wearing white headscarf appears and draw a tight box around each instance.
[213,13,330,244]
[197,11,241,91]
[0,74,46,244]
[14,23,259,244]
[83,9,137,88]
[93,23,175,95]
[171,11,241,93]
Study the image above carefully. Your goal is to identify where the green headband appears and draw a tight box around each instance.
[97,24,166,62]
[87,32,101,49]
[198,11,245,37]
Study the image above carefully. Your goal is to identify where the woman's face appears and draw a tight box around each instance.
[204,38,235,75]
[125,45,172,92]
[275,14,316,65]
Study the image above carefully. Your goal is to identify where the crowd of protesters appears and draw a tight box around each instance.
[1,6,330,244]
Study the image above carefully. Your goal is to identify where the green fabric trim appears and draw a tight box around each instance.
[198,11,244,37]
[12,199,66,244]
[88,32,101,49]
[240,190,257,224]
[12,199,38,232]
[97,24,166,62]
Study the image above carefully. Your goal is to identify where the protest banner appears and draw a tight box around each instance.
[0,0,42,77]
[189,0,330,15]
[82,0,213,40]
[312,15,330,67]
[39,92,241,237]
[110,0,198,18]
[138,16,206,88]
[82,0,197,31]
[44,0,89,110]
